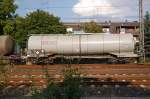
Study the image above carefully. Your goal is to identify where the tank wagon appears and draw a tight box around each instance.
[27,33,138,64]
[0,35,23,65]
[0,35,14,56]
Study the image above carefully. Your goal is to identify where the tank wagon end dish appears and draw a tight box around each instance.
[0,35,14,55]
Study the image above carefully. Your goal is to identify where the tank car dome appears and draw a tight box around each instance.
[0,35,14,55]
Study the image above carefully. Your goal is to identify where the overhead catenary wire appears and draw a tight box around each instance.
[20,6,143,22]
[21,5,140,10]
[18,2,150,11]
[17,0,150,22]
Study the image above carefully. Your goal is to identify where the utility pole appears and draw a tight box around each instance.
[139,0,145,63]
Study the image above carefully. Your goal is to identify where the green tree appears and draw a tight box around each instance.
[31,90,43,99]
[144,11,150,56]
[25,9,66,34]
[63,66,82,99]
[82,21,103,33]
[14,9,66,46]
[31,82,61,99]
[13,16,28,47]
[31,66,82,99]
[43,82,61,99]
[0,0,17,35]
[3,19,15,35]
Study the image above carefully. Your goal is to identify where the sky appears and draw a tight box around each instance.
[15,0,150,22]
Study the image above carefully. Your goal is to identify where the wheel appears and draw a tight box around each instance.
[48,57,54,65]
[107,58,118,64]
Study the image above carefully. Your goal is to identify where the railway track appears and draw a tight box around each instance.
[2,64,150,88]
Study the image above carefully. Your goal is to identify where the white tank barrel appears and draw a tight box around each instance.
[28,33,135,55]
